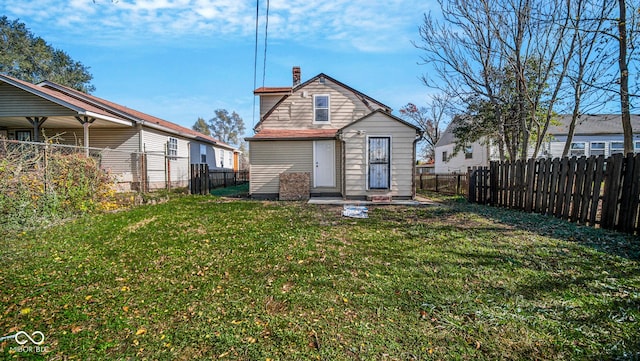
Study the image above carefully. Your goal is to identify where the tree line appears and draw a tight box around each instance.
[408,0,638,161]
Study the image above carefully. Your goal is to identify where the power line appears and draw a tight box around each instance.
[252,0,260,130]
[262,0,270,88]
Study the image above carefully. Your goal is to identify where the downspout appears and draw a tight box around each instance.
[412,131,421,199]
[337,131,346,199]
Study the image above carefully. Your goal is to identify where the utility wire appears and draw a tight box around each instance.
[262,0,270,88]
[252,0,260,130]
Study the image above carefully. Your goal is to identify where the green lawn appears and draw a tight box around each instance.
[1,195,638,360]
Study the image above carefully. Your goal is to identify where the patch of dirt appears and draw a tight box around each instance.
[126,216,157,232]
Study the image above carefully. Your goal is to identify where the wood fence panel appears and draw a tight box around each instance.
[578,156,596,225]
[602,154,623,229]
[630,155,640,234]
[545,158,560,214]
[533,159,547,213]
[525,158,536,212]
[619,153,640,233]
[570,157,586,222]
[467,154,639,235]
[588,156,605,226]
[554,158,568,218]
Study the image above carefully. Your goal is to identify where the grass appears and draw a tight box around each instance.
[0,194,638,360]
[209,183,249,197]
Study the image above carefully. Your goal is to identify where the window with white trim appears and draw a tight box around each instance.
[200,144,207,163]
[569,142,586,157]
[635,141,640,153]
[442,151,448,163]
[610,141,624,155]
[590,142,605,157]
[313,95,330,123]
[168,137,178,158]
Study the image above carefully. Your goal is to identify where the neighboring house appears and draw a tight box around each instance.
[246,67,422,200]
[435,114,640,173]
[416,162,435,175]
[0,73,239,190]
[434,118,498,174]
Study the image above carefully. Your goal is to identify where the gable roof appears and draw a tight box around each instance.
[0,73,133,126]
[0,73,235,149]
[253,73,392,131]
[340,109,422,133]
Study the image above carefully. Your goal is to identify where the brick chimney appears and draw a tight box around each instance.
[292,66,301,86]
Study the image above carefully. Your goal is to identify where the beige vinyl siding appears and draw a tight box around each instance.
[249,140,342,195]
[342,112,416,198]
[261,78,377,129]
[249,140,313,195]
[142,128,190,188]
[0,83,77,117]
[259,95,285,118]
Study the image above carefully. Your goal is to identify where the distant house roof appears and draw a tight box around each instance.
[245,128,338,141]
[547,114,640,135]
[436,114,640,148]
[0,73,236,149]
[435,116,465,148]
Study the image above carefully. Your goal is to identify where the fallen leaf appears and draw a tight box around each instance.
[136,328,146,336]
[71,325,83,334]
[20,308,31,315]
[85,295,92,301]
[122,306,129,312]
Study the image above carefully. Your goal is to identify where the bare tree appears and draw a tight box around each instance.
[562,0,613,157]
[399,94,450,161]
[416,0,580,161]
[616,0,635,154]
[415,0,510,160]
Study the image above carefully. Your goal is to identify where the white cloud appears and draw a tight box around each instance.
[0,0,433,52]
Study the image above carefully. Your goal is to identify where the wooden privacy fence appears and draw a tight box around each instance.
[468,153,640,235]
[190,164,249,195]
[416,173,468,195]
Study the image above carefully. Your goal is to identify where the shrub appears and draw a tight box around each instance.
[0,141,118,230]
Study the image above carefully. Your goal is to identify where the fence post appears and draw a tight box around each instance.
[489,161,498,206]
[467,168,476,203]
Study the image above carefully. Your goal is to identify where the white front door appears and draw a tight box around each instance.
[313,140,335,187]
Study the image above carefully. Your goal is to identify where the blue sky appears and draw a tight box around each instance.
[1,0,438,138]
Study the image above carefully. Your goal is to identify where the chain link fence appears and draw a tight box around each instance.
[0,139,190,192]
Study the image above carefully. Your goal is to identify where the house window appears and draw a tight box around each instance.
[610,141,624,155]
[590,142,605,157]
[314,95,330,123]
[200,144,207,163]
[635,141,640,153]
[442,151,448,163]
[369,137,390,189]
[16,130,31,141]
[569,142,586,157]
[464,145,473,159]
[168,137,178,158]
